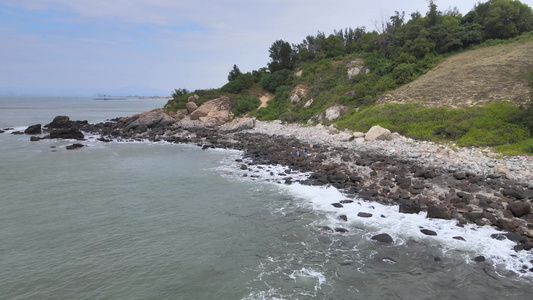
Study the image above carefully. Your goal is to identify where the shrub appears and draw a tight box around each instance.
[230,96,261,117]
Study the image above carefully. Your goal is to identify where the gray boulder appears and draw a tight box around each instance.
[25,124,42,135]
[507,201,531,218]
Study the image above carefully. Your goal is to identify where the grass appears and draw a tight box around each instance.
[336,101,533,155]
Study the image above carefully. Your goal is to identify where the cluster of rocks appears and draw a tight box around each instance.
[6,98,533,256]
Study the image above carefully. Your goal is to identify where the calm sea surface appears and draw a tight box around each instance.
[1,96,532,299]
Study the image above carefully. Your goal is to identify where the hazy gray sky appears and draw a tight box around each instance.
[1,0,528,95]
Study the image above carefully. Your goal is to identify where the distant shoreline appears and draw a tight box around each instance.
[93,96,171,101]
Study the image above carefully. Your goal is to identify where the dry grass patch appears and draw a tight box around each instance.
[380,41,533,108]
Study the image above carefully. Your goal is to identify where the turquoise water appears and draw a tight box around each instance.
[1,97,532,299]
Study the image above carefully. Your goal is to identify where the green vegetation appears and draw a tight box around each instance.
[165,0,533,154]
[336,101,531,149]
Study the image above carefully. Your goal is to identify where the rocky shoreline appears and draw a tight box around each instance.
[6,110,533,262]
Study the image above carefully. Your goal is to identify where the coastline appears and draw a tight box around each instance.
[9,113,533,260]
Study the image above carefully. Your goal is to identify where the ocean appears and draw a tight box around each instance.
[1,96,532,299]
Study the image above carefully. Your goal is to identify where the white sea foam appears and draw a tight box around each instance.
[280,183,533,278]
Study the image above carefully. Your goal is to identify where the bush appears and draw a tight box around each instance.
[230,96,261,117]
[261,69,292,93]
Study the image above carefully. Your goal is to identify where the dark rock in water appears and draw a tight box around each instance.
[318,226,334,233]
[453,236,466,241]
[25,124,42,135]
[339,199,354,204]
[490,233,507,241]
[357,212,372,218]
[504,232,528,243]
[0,129,4,134]
[371,233,393,243]
[421,229,437,236]
[434,257,442,262]
[49,128,84,140]
[11,131,24,135]
[66,143,84,150]
[331,203,344,208]
[335,227,349,233]
[426,205,450,220]
[30,136,42,142]
[97,137,112,142]
[46,116,72,128]
[240,165,248,170]
[399,199,421,214]
[339,215,348,222]
[507,201,531,217]
[474,256,486,263]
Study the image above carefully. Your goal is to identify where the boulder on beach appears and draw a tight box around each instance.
[371,233,393,243]
[364,125,393,141]
[219,117,255,133]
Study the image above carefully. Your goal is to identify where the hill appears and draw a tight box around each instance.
[379,40,533,108]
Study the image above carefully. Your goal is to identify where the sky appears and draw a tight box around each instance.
[1,0,531,96]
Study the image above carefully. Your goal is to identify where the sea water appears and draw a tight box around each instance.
[1,96,532,300]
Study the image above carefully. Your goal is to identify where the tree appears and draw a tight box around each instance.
[322,34,345,58]
[474,0,533,39]
[268,40,293,72]
[227,64,242,82]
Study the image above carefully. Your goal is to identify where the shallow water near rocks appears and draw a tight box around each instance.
[1,97,532,299]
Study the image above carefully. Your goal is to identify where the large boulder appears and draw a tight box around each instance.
[219,118,255,133]
[365,125,393,141]
[179,97,232,128]
[49,128,84,140]
[507,201,531,218]
[325,105,348,121]
[25,124,42,135]
[186,102,198,114]
[123,108,176,131]
[46,116,72,128]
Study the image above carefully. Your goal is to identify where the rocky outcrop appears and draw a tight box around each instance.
[44,116,85,140]
[123,108,176,132]
[179,97,232,128]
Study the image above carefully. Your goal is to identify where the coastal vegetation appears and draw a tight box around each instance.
[165,0,533,154]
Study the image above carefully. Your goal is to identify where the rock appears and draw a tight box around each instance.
[352,132,365,138]
[507,201,531,218]
[50,128,84,140]
[303,98,314,109]
[399,199,421,214]
[30,136,42,141]
[325,105,347,121]
[186,102,198,113]
[180,97,232,127]
[66,143,84,150]
[339,215,348,221]
[371,233,393,243]
[453,236,466,241]
[474,256,486,263]
[290,93,302,104]
[359,190,378,200]
[123,108,176,131]
[426,205,451,220]
[335,227,349,233]
[357,212,373,218]
[45,116,71,128]
[24,124,42,135]
[365,125,393,141]
[421,229,437,236]
[347,66,361,79]
[453,172,467,180]
[501,188,525,199]
[331,203,344,208]
[219,118,255,133]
